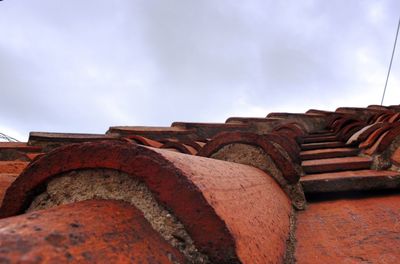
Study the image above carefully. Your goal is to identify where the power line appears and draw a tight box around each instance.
[381,15,400,106]
[0,132,19,142]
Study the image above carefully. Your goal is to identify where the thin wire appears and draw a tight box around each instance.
[0,133,19,142]
[381,16,400,106]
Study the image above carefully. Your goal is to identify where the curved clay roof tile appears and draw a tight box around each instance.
[0,199,185,263]
[198,132,300,184]
[0,141,291,264]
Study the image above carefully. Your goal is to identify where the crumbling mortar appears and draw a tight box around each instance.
[284,208,298,264]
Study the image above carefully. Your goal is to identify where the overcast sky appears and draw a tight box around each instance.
[1,0,399,140]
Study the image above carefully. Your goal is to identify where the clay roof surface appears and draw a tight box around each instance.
[1,104,400,263]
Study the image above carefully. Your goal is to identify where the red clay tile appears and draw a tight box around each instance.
[125,135,163,148]
[366,112,381,124]
[300,147,359,160]
[388,105,400,111]
[266,113,328,132]
[29,132,118,142]
[376,112,393,122]
[301,141,345,151]
[302,135,338,143]
[301,169,400,192]
[337,121,366,141]
[0,161,29,174]
[268,132,301,163]
[346,123,379,145]
[273,123,306,138]
[0,142,41,152]
[225,117,271,123]
[362,124,400,156]
[327,115,346,127]
[359,124,395,149]
[304,131,336,137]
[305,109,335,115]
[391,147,400,166]
[198,132,300,183]
[367,104,389,111]
[28,132,119,152]
[0,143,42,162]
[296,194,400,263]
[358,122,389,142]
[330,117,345,129]
[363,130,390,156]
[373,124,400,154]
[266,112,314,118]
[160,141,197,155]
[25,153,44,161]
[161,138,204,152]
[171,122,249,139]
[0,199,185,263]
[107,126,196,141]
[224,117,286,133]
[332,118,359,134]
[0,141,292,263]
[335,107,385,120]
[388,112,400,123]
[0,173,18,206]
[302,156,372,174]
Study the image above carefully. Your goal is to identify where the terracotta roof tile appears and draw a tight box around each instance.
[198,132,300,184]
[197,131,304,209]
[0,142,42,162]
[0,173,18,206]
[301,156,372,174]
[0,161,29,174]
[28,132,119,152]
[225,117,275,123]
[273,123,307,138]
[296,194,400,263]
[0,199,185,263]
[161,138,204,152]
[367,104,389,111]
[107,126,196,141]
[160,141,198,155]
[2,103,400,263]
[388,112,400,123]
[391,147,400,166]
[300,147,359,160]
[305,109,336,115]
[301,141,346,150]
[359,124,394,149]
[0,142,41,152]
[301,135,337,143]
[266,113,328,132]
[373,124,400,154]
[301,169,400,192]
[171,122,249,139]
[337,121,366,141]
[124,135,163,148]
[0,141,292,263]
[363,130,391,156]
[335,107,386,119]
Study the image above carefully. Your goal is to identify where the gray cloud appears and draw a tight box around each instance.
[0,0,399,140]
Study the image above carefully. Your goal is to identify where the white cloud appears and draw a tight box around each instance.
[0,0,399,140]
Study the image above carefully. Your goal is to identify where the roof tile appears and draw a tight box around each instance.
[0,141,291,263]
[0,199,185,263]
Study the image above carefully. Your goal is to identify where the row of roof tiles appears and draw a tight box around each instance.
[0,104,400,263]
